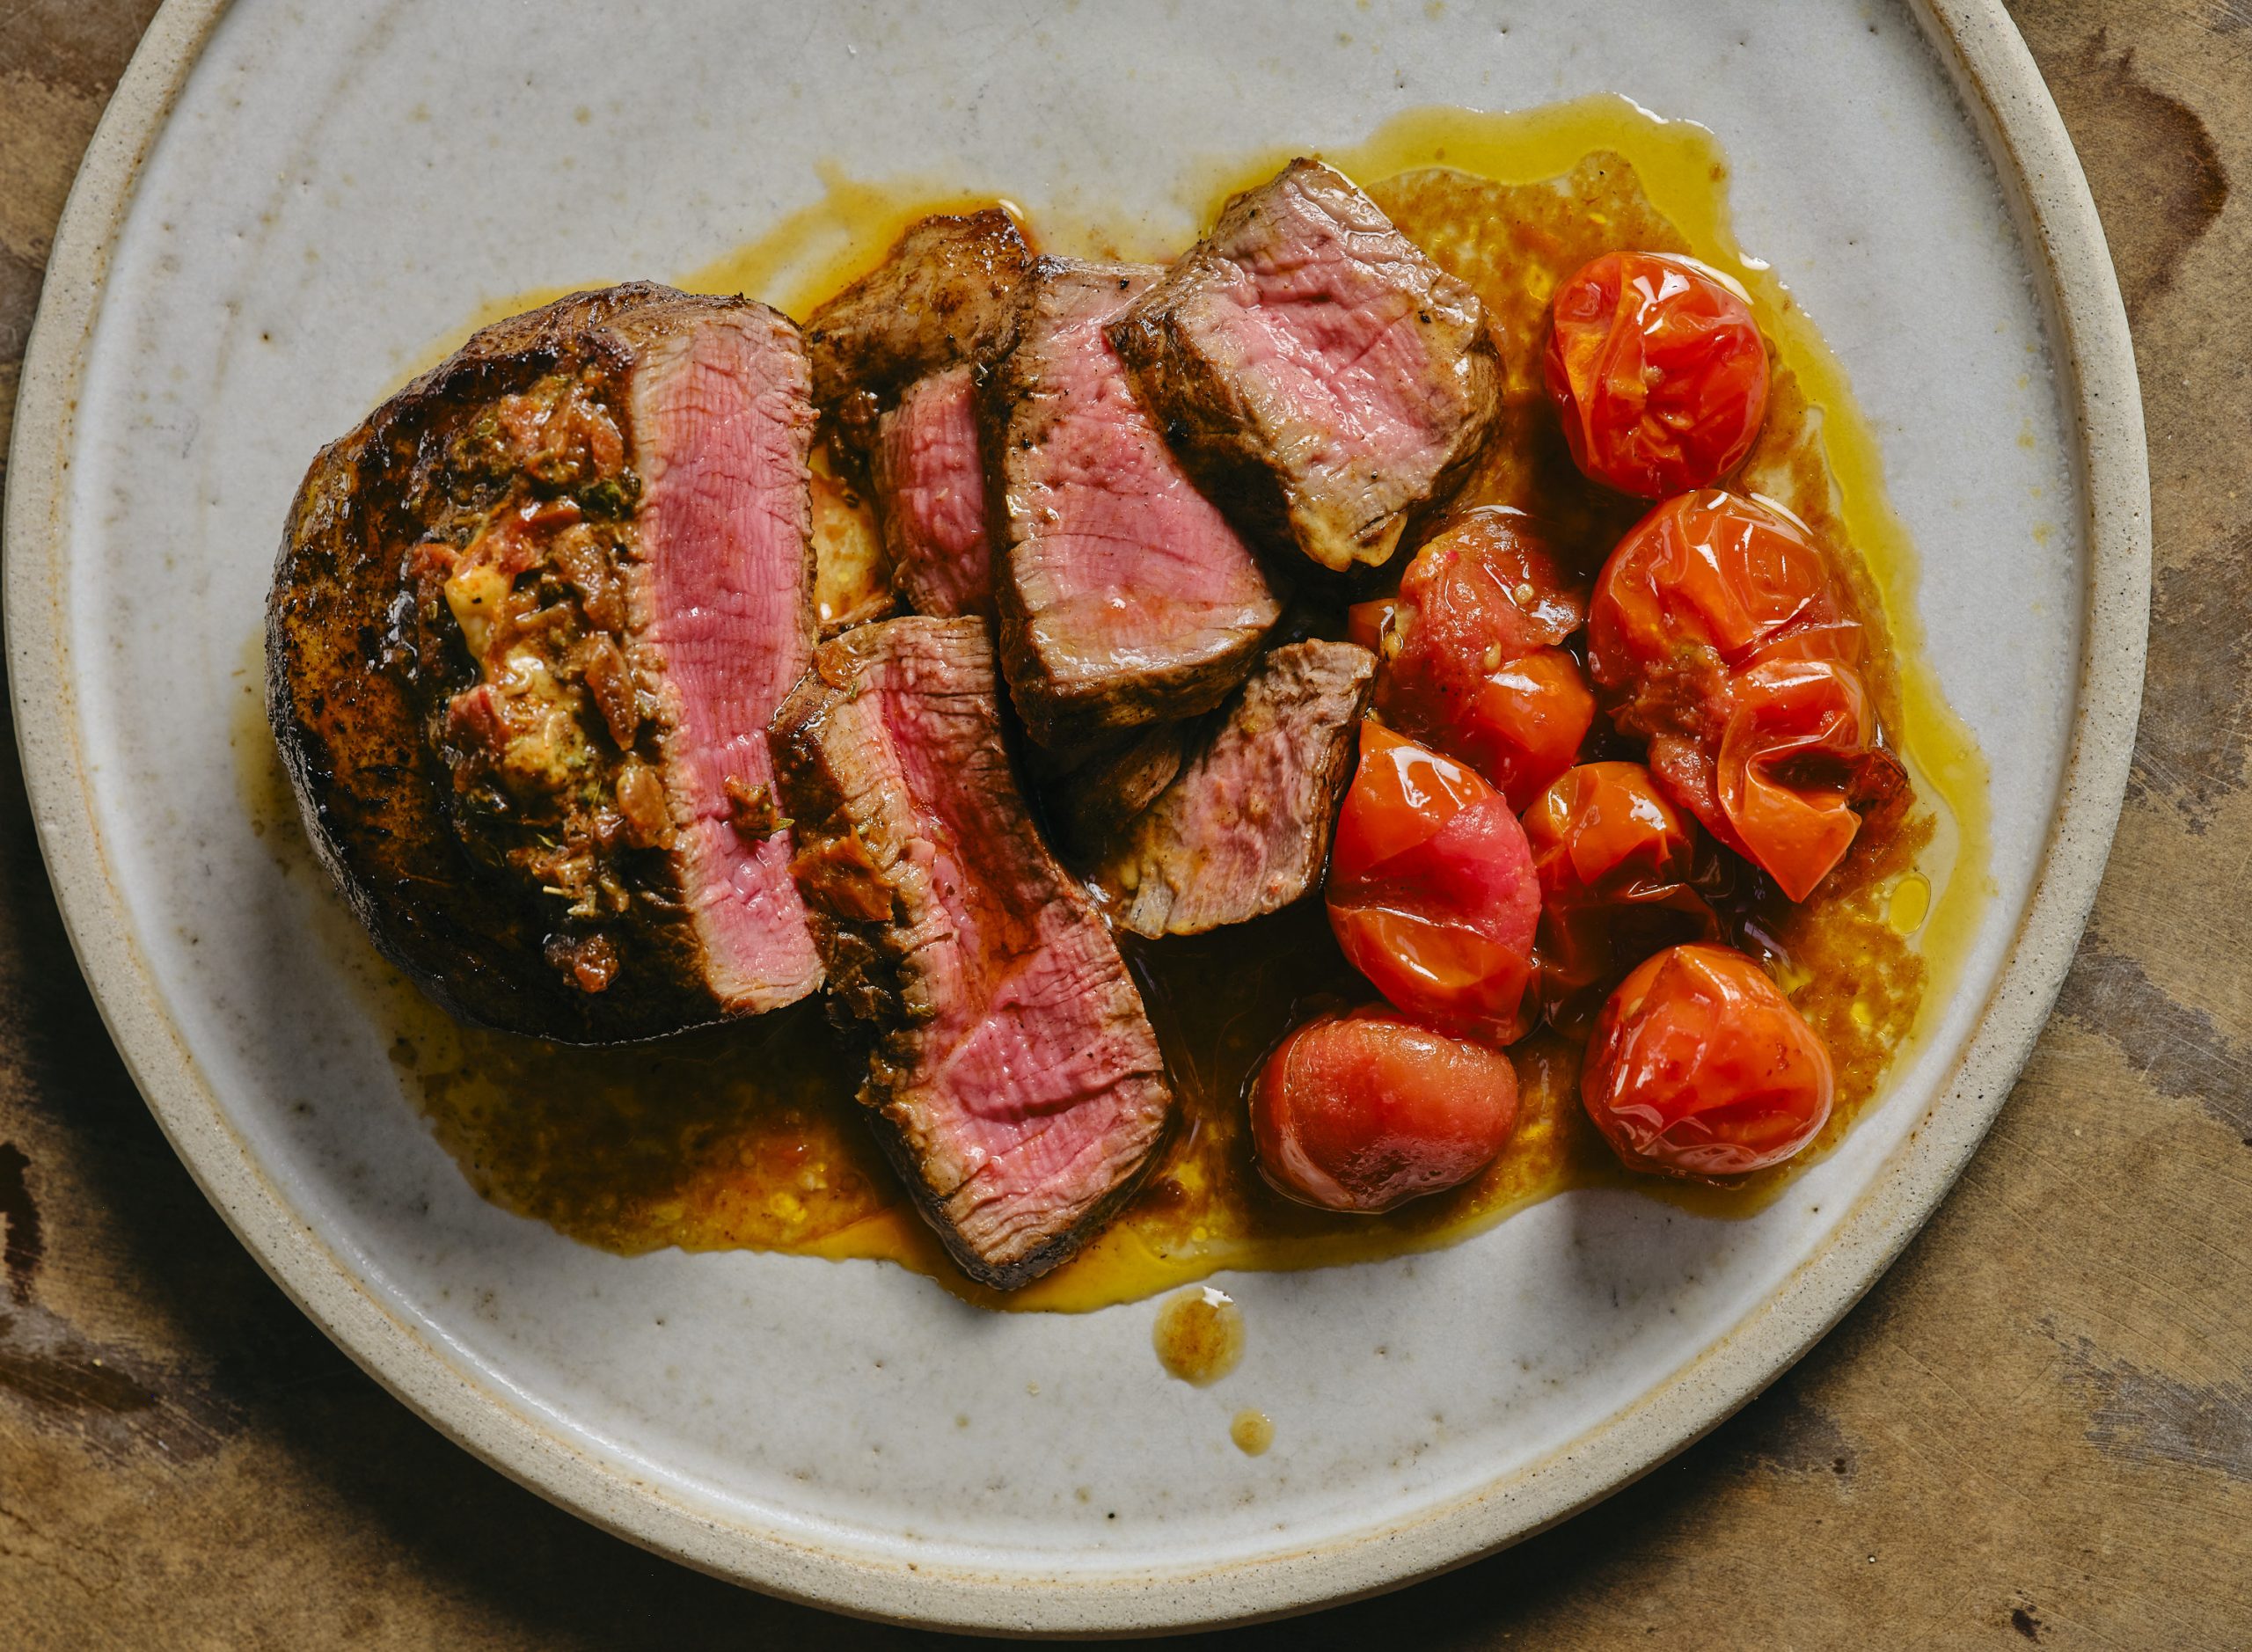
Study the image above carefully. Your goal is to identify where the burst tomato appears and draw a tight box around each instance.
[1544,251,1770,498]
[1327,722,1539,1043]
[1250,1007,1521,1212]
[1582,944,1833,1178]
[1586,489,1903,902]
[1369,508,1597,809]
[1523,762,1717,1035]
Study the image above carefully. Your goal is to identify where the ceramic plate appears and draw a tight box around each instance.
[5,0,2145,1633]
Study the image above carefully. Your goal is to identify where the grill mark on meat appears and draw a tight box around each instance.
[1090,640,1376,938]
[983,257,1282,749]
[771,617,1173,1287]
[268,283,821,1041]
[1109,158,1502,572]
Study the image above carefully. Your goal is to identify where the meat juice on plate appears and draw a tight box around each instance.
[248,95,1989,1315]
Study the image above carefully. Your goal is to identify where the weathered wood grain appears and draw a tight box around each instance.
[2,1,2247,1644]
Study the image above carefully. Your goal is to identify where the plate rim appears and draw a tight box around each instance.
[2,0,2149,1634]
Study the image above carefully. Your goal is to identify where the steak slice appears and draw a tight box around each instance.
[1108,159,1502,572]
[986,257,1282,749]
[268,283,823,1042]
[803,208,1032,454]
[870,364,993,618]
[771,617,1174,1287]
[1090,640,1376,938]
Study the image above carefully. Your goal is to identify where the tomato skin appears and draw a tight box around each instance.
[1524,762,1717,1035]
[1581,944,1833,1178]
[1587,490,1899,902]
[1251,1008,1521,1212]
[1327,722,1540,1043]
[1544,252,1770,498]
[1371,508,1597,809]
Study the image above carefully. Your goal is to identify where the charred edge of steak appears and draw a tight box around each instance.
[1050,724,1190,857]
[267,283,747,1041]
[1108,159,1503,573]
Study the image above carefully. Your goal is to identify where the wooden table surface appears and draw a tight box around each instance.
[3,3,2245,1645]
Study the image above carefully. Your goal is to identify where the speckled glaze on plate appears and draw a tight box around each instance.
[4,0,2145,1634]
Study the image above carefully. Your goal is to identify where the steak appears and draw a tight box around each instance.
[804,210,1030,620]
[1108,159,1502,572]
[1089,640,1375,938]
[770,617,1174,1287]
[268,283,823,1042]
[803,208,1031,455]
[870,364,993,618]
[985,257,1282,749]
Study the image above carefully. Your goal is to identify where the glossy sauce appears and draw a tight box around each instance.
[1152,1287,1246,1386]
[260,97,1990,1315]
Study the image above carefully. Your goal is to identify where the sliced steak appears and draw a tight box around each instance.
[1090,640,1376,938]
[985,257,1282,749]
[268,283,823,1042]
[803,208,1032,454]
[771,617,1174,1287]
[1108,159,1502,572]
[870,364,993,618]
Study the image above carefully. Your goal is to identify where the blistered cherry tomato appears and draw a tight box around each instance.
[1369,508,1597,809]
[1587,490,1903,902]
[1582,944,1833,1178]
[1327,722,1539,1042]
[1251,1007,1521,1212]
[1544,251,1770,498]
[1524,762,1716,1035]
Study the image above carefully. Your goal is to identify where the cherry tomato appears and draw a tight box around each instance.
[1327,721,1539,1043]
[1370,508,1597,809]
[1581,944,1833,1178]
[1587,489,1903,902]
[1251,1007,1521,1212]
[1544,251,1770,498]
[1523,762,1717,1035]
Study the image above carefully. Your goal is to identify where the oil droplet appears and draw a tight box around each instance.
[1152,1286,1244,1385]
[1888,873,1932,935]
[1231,1409,1276,1456]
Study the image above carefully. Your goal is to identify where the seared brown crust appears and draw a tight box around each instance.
[267,283,812,1042]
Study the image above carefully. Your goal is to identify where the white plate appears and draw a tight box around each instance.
[5,0,2146,1634]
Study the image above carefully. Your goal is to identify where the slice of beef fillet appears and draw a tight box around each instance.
[803,208,1031,455]
[1108,159,1502,573]
[870,364,994,618]
[804,210,1030,620]
[985,257,1282,749]
[771,617,1174,1287]
[268,283,823,1042]
[1090,640,1376,938]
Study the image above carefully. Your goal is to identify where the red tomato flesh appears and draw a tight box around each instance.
[1587,489,1903,902]
[1251,1007,1521,1212]
[1581,944,1833,1178]
[1327,721,1539,1043]
[1524,762,1717,1035]
[1544,251,1770,499]
[1370,508,1597,809]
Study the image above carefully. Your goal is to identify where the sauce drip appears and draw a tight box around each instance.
[1152,1287,1246,1386]
[254,96,1991,1315]
[1231,1410,1276,1456]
